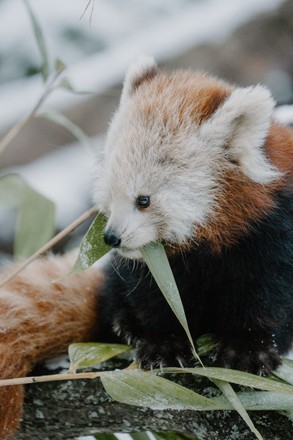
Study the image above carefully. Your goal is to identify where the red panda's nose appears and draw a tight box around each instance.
[104,229,121,248]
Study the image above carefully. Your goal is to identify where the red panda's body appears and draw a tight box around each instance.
[0,58,292,438]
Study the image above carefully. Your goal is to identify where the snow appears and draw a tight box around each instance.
[0,0,283,129]
[77,437,96,440]
[275,105,293,125]
[44,354,71,372]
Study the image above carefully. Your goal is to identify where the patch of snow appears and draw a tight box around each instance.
[275,105,293,125]
[77,437,97,440]
[0,0,284,129]
[1,139,102,228]
[44,354,70,371]
[115,434,137,440]
[285,348,293,361]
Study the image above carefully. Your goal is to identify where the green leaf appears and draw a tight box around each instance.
[68,342,130,372]
[213,379,263,440]
[0,173,23,205]
[23,0,50,81]
[0,174,55,260]
[54,58,66,74]
[101,369,220,411]
[140,243,197,357]
[93,435,117,440]
[195,333,215,356]
[212,390,293,411]
[155,434,199,440]
[36,111,93,152]
[72,214,109,273]
[283,358,293,368]
[58,77,93,95]
[58,78,75,92]
[163,367,293,394]
[273,360,293,385]
[130,433,157,440]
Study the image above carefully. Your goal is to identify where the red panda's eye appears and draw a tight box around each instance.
[136,195,150,209]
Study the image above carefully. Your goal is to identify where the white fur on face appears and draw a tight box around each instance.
[93,99,220,257]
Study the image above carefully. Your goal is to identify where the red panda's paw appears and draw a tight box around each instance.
[212,335,282,376]
[134,336,193,370]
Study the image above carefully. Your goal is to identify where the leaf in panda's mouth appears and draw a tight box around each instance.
[72,216,197,360]
[71,213,110,273]
[140,242,199,362]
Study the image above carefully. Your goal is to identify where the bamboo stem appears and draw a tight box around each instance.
[0,206,97,288]
[0,370,103,387]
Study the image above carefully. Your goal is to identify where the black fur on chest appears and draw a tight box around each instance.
[99,191,293,374]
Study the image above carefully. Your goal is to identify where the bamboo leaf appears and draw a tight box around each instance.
[283,358,293,368]
[0,173,23,205]
[15,186,55,260]
[54,58,66,74]
[213,379,263,440]
[140,243,196,356]
[212,390,293,411]
[273,360,293,385]
[72,214,109,273]
[93,435,117,440]
[58,78,93,95]
[68,342,130,372]
[23,0,50,80]
[130,433,157,440]
[163,367,293,394]
[195,333,215,356]
[155,434,199,440]
[0,174,55,260]
[101,369,220,411]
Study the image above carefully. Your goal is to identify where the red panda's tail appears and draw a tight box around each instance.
[0,253,104,439]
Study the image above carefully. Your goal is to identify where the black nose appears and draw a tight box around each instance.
[104,229,121,248]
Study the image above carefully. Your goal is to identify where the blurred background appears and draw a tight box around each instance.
[0,0,293,259]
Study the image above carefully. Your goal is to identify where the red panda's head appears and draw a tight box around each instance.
[93,56,283,258]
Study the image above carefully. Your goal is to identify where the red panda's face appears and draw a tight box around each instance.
[94,104,220,259]
[92,57,281,258]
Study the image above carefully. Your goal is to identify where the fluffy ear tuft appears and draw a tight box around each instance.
[121,55,158,103]
[200,85,282,184]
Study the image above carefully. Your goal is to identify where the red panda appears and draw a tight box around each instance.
[0,57,292,438]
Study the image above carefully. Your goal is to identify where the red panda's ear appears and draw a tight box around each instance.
[199,85,282,184]
[121,55,158,103]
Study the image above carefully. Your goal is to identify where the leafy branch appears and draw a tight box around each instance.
[0,206,97,288]
[0,342,292,417]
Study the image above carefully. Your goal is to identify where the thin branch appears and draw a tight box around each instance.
[0,361,137,388]
[80,0,95,25]
[0,370,103,387]
[0,70,62,157]
[0,206,97,288]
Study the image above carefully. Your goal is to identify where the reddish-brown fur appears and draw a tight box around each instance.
[137,71,233,128]
[266,122,293,178]
[0,253,103,440]
[200,122,293,252]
